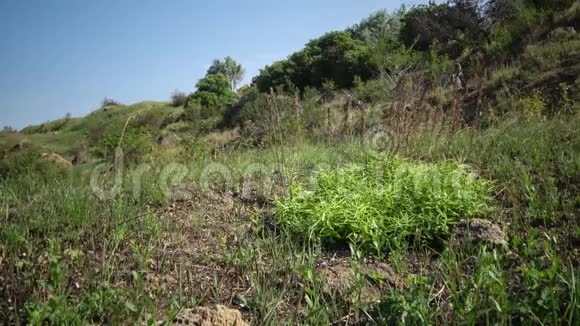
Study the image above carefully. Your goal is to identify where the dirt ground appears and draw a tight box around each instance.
[148,182,436,324]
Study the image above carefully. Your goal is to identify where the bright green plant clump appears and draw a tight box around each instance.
[276,156,493,253]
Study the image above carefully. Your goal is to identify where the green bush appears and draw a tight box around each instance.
[514,89,547,119]
[522,30,580,73]
[410,113,580,226]
[488,65,521,89]
[276,155,493,254]
[187,73,235,115]
[254,31,374,92]
[170,90,188,107]
[0,148,63,180]
[353,76,391,104]
[97,125,154,164]
[301,87,326,135]
[235,91,302,146]
[220,86,260,128]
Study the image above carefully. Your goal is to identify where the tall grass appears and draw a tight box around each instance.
[378,112,580,324]
[409,112,579,227]
[0,161,170,323]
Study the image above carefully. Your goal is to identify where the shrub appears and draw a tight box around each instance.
[183,99,202,122]
[301,87,326,134]
[102,98,122,107]
[353,76,391,104]
[170,90,188,107]
[235,91,302,146]
[488,64,521,89]
[186,74,235,118]
[220,86,259,127]
[522,31,580,73]
[276,155,493,254]
[0,148,62,180]
[254,31,374,91]
[515,89,547,119]
[399,2,484,56]
[97,125,155,164]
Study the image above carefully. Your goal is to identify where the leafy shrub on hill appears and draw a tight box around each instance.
[0,148,63,180]
[301,87,326,135]
[183,100,223,135]
[102,97,122,107]
[206,56,245,90]
[254,31,374,92]
[399,1,485,58]
[353,76,391,104]
[236,93,283,146]
[515,89,547,119]
[97,125,154,164]
[488,64,521,89]
[220,86,260,128]
[522,28,580,73]
[348,9,403,44]
[186,73,235,119]
[276,156,493,254]
[170,90,188,107]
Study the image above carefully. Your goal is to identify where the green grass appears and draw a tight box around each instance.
[3,101,180,160]
[1,2,579,322]
[410,112,580,228]
[276,155,493,254]
[0,160,169,324]
[1,95,578,325]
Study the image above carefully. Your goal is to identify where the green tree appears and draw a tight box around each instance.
[253,31,374,92]
[307,31,374,88]
[253,60,294,92]
[187,73,235,118]
[207,56,245,90]
[2,126,15,133]
[400,2,485,57]
[348,9,404,44]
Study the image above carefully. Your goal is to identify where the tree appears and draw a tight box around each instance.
[307,31,374,88]
[253,31,374,92]
[348,9,404,44]
[253,60,293,92]
[400,2,485,56]
[2,126,15,133]
[187,73,235,118]
[207,57,245,91]
[171,90,188,107]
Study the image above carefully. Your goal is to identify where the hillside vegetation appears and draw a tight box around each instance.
[1,0,579,324]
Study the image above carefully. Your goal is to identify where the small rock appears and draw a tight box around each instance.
[156,132,182,145]
[171,185,196,202]
[42,152,72,169]
[160,111,184,129]
[319,262,404,303]
[165,305,248,326]
[320,265,354,296]
[361,262,404,288]
[453,218,507,246]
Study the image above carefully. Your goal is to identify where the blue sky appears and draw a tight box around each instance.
[0,0,428,130]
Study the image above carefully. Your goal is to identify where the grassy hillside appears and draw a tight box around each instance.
[2,101,182,161]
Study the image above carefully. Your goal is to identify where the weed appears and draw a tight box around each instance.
[277,155,493,254]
